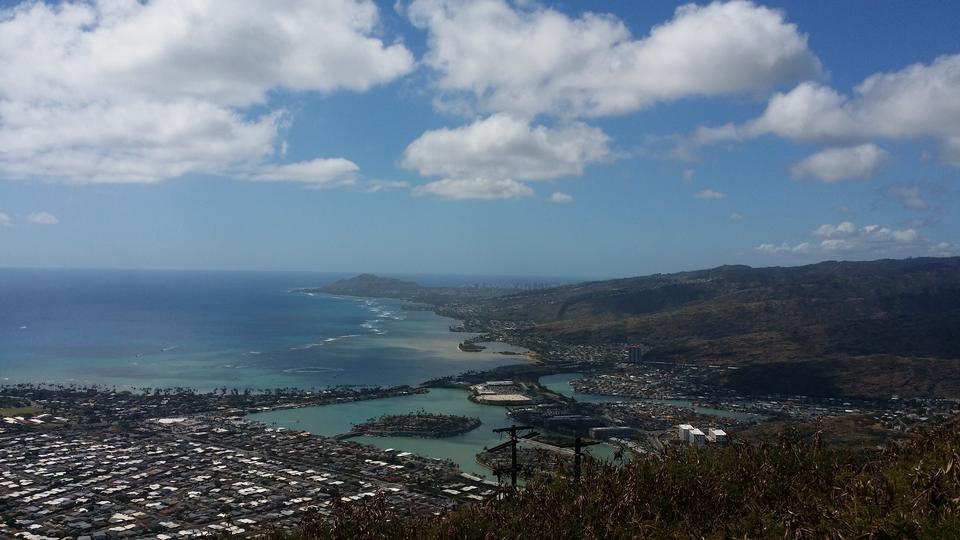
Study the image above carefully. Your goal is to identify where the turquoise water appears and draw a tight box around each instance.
[0,269,523,390]
[248,387,623,478]
[540,373,763,422]
[540,373,634,404]
[249,388,519,477]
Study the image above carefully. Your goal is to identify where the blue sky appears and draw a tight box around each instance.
[0,0,957,278]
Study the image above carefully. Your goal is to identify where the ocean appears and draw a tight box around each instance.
[0,268,526,390]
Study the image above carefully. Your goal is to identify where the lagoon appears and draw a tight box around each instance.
[249,388,519,477]
[247,386,625,478]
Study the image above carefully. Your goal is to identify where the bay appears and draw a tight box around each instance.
[0,268,523,390]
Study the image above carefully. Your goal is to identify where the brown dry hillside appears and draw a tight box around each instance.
[479,257,960,398]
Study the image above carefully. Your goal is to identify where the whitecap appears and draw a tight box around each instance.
[281,366,345,374]
[292,342,325,350]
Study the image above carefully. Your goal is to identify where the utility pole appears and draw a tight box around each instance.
[572,436,599,481]
[489,424,538,488]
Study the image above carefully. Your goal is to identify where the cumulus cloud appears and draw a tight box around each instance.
[413,178,533,200]
[756,221,936,257]
[27,211,58,225]
[812,221,857,238]
[0,212,10,226]
[729,212,744,221]
[406,0,822,118]
[402,114,610,180]
[789,144,888,182]
[693,189,725,199]
[0,0,414,184]
[695,54,960,165]
[403,113,609,199]
[756,242,811,254]
[548,192,574,204]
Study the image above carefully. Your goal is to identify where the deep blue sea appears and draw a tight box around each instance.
[0,268,535,390]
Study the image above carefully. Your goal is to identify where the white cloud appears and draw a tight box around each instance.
[729,212,744,221]
[0,100,284,184]
[696,54,960,165]
[548,192,574,204]
[361,179,411,193]
[789,144,888,182]
[0,212,10,226]
[0,0,414,105]
[682,169,695,183]
[930,242,958,257]
[413,177,533,200]
[406,0,822,117]
[693,189,725,199]
[943,137,960,166]
[757,221,930,257]
[402,114,610,181]
[887,185,927,211]
[246,159,359,188]
[0,0,414,184]
[881,183,947,212]
[812,221,856,238]
[756,242,810,254]
[27,211,58,225]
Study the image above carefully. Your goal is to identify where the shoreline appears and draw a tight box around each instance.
[3,291,537,393]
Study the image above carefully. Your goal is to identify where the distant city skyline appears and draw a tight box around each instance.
[0,0,957,278]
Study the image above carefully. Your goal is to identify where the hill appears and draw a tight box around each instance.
[469,257,960,398]
[303,258,960,398]
[269,417,960,539]
[308,274,421,297]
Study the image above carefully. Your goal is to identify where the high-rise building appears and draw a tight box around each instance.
[627,344,644,362]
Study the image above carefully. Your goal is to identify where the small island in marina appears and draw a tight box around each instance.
[458,341,486,352]
[352,411,482,438]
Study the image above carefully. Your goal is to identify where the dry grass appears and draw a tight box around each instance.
[261,418,960,539]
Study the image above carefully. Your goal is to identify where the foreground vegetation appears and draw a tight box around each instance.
[266,419,960,539]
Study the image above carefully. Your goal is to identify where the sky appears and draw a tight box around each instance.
[0,0,958,278]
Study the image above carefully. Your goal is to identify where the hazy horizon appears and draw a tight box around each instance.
[3,252,955,284]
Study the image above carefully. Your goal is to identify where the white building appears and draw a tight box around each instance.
[689,428,706,446]
[678,424,694,443]
[483,380,518,393]
[708,428,728,445]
